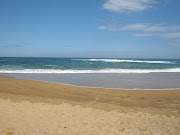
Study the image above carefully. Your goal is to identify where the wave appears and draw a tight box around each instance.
[0,68,180,73]
[72,59,173,64]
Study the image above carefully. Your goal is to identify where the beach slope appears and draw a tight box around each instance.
[0,75,179,135]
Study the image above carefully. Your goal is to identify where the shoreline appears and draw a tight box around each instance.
[19,79,180,90]
[2,72,180,90]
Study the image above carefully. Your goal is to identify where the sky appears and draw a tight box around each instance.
[0,0,180,58]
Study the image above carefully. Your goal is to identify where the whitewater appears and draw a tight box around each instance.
[0,57,180,74]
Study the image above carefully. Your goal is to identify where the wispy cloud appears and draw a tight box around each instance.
[56,44,72,48]
[99,23,180,32]
[99,25,121,31]
[0,40,31,47]
[168,40,180,47]
[134,32,180,38]
[0,44,20,47]
[98,23,180,38]
[96,19,106,22]
[121,23,169,32]
[103,0,158,13]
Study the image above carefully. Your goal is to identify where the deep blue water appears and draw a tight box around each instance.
[0,57,180,73]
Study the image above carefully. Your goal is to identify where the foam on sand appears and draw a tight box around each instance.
[0,99,179,135]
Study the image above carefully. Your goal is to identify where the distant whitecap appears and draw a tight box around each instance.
[72,59,173,64]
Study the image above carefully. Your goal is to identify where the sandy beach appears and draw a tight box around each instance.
[0,75,180,135]
[1,0,180,134]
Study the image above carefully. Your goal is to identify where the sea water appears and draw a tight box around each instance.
[0,57,180,89]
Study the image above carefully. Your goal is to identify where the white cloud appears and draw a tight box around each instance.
[98,23,180,32]
[134,33,180,38]
[98,25,121,31]
[121,23,169,32]
[103,0,157,13]
[161,33,180,38]
[98,23,180,38]
[133,33,158,37]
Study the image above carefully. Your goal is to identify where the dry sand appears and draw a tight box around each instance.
[0,75,180,135]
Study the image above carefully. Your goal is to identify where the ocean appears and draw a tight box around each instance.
[0,57,180,73]
[1,57,180,89]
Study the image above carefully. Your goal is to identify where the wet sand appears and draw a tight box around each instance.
[0,75,180,135]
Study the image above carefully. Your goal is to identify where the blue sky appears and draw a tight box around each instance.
[0,0,180,58]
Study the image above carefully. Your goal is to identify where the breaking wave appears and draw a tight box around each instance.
[72,59,173,64]
[1,68,180,73]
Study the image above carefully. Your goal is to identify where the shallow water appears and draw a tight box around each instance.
[2,73,180,89]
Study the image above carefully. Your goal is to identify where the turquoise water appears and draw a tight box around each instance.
[1,57,180,89]
[0,57,180,73]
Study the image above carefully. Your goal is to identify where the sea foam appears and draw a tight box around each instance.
[72,59,173,64]
[0,68,180,73]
